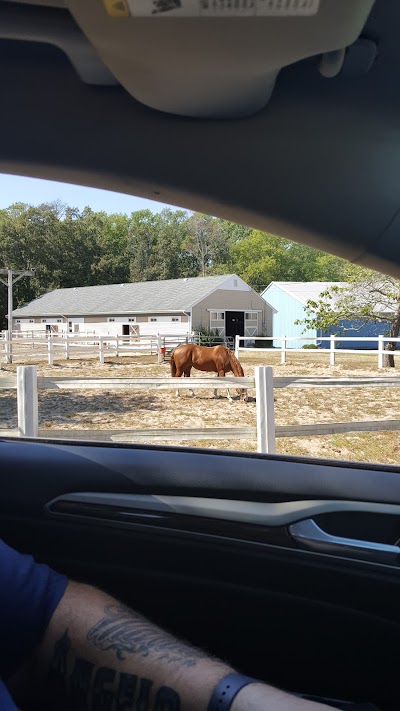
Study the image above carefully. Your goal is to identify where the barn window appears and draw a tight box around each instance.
[128,317,136,322]
[245,312,257,321]
[41,319,47,323]
[171,317,181,322]
[210,312,224,321]
[108,318,115,322]
[57,319,62,323]
[149,317,158,322]
[29,319,34,323]
[16,319,21,323]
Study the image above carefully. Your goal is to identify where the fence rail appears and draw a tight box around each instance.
[235,335,400,369]
[4,375,400,391]
[0,332,237,365]
[0,333,199,365]
[1,366,400,452]
[0,366,275,452]
[3,417,399,443]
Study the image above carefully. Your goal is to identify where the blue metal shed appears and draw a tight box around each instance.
[261,282,391,349]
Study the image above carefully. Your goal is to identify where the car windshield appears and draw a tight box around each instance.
[0,176,399,467]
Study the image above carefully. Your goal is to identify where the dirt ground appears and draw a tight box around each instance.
[1,350,400,465]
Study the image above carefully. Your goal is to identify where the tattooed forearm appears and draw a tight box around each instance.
[87,604,208,668]
[48,629,181,710]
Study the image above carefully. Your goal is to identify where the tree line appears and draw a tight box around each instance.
[0,201,348,329]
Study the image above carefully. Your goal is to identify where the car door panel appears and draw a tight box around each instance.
[1,438,400,710]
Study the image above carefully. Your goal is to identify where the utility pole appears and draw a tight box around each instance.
[0,268,36,364]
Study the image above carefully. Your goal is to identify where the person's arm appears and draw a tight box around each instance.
[10,579,333,711]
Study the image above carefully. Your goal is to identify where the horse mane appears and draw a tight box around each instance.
[227,349,244,376]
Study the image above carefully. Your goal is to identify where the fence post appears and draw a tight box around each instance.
[235,335,240,359]
[330,335,335,366]
[280,336,286,364]
[378,335,384,369]
[99,336,104,365]
[5,334,11,364]
[47,336,54,366]
[17,365,38,437]
[157,334,163,365]
[255,366,275,454]
[115,336,119,358]
[65,333,69,360]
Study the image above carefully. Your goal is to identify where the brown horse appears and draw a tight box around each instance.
[170,344,248,402]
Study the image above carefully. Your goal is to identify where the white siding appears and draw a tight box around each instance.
[68,318,191,337]
[138,322,190,336]
[16,319,67,333]
[106,316,136,323]
[218,275,251,292]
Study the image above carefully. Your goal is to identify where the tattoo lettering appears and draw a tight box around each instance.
[70,657,95,706]
[93,667,116,711]
[87,604,207,667]
[48,628,182,710]
[136,678,153,711]
[48,628,71,681]
[154,687,181,710]
[116,673,138,711]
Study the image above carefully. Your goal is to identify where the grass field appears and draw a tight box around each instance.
[1,350,399,465]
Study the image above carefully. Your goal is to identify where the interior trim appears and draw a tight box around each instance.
[0,3,117,85]
[290,518,400,565]
[47,492,400,527]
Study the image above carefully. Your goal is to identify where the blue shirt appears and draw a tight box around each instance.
[0,539,67,710]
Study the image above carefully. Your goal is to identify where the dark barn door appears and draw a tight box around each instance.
[225,311,244,339]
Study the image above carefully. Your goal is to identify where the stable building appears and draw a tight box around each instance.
[12,274,271,340]
[261,281,392,349]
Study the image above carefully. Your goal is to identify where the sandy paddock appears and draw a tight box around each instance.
[0,350,399,465]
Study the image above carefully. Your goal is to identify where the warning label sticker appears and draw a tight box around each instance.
[127,0,319,17]
[104,0,130,17]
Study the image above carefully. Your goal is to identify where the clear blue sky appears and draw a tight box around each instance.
[0,173,177,214]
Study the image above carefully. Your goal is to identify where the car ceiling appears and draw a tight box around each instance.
[1,0,400,278]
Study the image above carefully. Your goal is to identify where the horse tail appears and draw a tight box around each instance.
[170,352,177,377]
[227,349,244,376]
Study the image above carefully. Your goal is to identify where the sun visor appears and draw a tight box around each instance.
[67,0,374,118]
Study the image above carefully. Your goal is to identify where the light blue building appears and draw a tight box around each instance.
[261,282,391,349]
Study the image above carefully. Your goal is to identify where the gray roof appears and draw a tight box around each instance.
[13,274,236,317]
[263,282,348,306]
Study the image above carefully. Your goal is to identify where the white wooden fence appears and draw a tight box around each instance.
[0,333,199,365]
[0,365,275,453]
[235,335,400,369]
[0,329,97,339]
[2,367,400,453]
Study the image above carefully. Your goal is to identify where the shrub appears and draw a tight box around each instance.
[193,327,225,347]
[254,339,273,348]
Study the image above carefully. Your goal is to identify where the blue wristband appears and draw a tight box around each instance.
[207,673,258,711]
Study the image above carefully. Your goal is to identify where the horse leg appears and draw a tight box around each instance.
[174,367,183,397]
[218,370,233,403]
[184,368,194,397]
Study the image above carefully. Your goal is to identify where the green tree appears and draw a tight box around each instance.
[229,231,286,290]
[0,202,132,328]
[128,210,160,282]
[154,208,192,280]
[229,229,347,291]
[91,212,130,285]
[0,202,66,327]
[281,242,347,282]
[297,266,400,367]
[184,213,230,277]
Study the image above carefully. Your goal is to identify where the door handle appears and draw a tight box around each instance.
[289,518,400,565]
